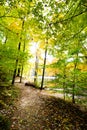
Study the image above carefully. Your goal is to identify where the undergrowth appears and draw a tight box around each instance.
[0,82,20,130]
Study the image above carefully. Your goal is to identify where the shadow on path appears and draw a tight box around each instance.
[11,83,87,130]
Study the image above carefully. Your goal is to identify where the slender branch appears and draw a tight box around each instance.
[0,15,23,19]
[65,26,87,42]
[69,10,87,19]
[71,26,86,38]
[55,10,87,24]
[81,4,87,7]
[65,0,80,17]
[72,0,81,16]
[0,23,19,35]
[65,2,76,16]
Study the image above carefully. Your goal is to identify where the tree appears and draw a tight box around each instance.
[12,18,25,84]
[0,0,87,105]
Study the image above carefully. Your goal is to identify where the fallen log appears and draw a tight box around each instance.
[25,82,36,87]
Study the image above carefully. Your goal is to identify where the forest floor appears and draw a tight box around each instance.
[8,82,87,130]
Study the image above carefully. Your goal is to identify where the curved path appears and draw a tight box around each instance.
[11,83,87,130]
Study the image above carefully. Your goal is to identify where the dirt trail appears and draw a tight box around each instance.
[11,83,87,130]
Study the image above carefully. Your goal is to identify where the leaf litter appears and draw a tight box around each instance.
[9,83,87,130]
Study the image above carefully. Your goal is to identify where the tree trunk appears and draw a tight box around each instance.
[20,40,25,83]
[63,74,66,100]
[11,41,21,85]
[20,65,23,83]
[63,62,66,100]
[17,68,20,77]
[34,52,38,85]
[72,53,78,103]
[12,59,18,85]
[41,45,48,90]
[11,20,25,85]
[4,36,7,44]
[72,63,76,104]
[72,84,75,103]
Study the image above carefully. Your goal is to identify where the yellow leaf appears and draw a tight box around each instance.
[58,13,64,19]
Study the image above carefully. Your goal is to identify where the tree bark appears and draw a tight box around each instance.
[41,45,48,90]
[11,19,25,85]
[11,41,21,85]
[17,68,20,77]
[63,74,66,100]
[12,59,18,85]
[20,40,25,83]
[4,36,7,44]
[72,53,78,103]
[34,51,39,85]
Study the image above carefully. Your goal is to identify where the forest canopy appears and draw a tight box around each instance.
[0,0,87,104]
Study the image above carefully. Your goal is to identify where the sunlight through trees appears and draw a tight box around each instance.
[0,0,87,105]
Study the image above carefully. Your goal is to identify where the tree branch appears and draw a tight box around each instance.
[65,26,87,41]
[0,23,19,35]
[55,10,87,24]
[0,15,23,19]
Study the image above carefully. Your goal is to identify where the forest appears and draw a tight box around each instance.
[0,0,87,130]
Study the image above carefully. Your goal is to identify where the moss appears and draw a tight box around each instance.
[0,85,20,129]
[0,114,11,130]
[0,100,7,109]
